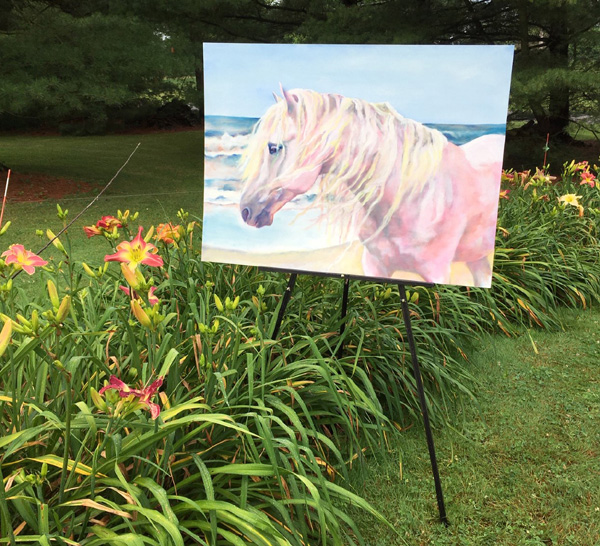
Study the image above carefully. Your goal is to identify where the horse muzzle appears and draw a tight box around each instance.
[241,205,273,228]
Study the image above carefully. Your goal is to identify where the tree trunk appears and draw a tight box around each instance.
[546,5,570,138]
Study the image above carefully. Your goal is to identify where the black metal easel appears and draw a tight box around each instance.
[270,272,449,526]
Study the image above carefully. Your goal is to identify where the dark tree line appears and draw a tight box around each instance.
[1,0,600,139]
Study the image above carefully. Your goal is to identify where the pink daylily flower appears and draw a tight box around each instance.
[99,375,163,419]
[105,227,164,271]
[2,244,48,275]
[148,286,160,306]
[580,171,596,187]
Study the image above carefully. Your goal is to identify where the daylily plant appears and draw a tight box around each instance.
[105,226,164,270]
[1,244,48,275]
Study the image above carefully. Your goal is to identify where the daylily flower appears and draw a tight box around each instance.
[155,223,181,245]
[499,189,510,200]
[96,215,122,230]
[580,171,596,187]
[559,193,585,217]
[105,227,164,271]
[559,193,582,207]
[99,375,163,419]
[83,225,103,238]
[119,285,159,307]
[1,244,48,275]
[148,286,160,306]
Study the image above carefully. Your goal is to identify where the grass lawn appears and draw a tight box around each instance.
[352,308,600,545]
[2,130,599,544]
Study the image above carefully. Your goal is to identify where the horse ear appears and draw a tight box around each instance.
[280,84,299,116]
[272,92,282,103]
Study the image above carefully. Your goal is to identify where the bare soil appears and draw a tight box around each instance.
[2,171,100,203]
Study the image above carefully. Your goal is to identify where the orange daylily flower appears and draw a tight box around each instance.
[83,225,103,238]
[105,227,164,271]
[155,223,181,245]
[99,375,163,419]
[1,244,48,275]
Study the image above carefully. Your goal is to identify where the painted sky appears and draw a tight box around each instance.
[204,43,514,125]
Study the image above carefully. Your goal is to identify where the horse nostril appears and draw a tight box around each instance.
[241,207,251,222]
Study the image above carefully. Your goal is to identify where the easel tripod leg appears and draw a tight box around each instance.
[336,276,351,357]
[398,283,449,526]
[271,273,297,339]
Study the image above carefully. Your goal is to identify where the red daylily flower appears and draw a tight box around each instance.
[97,215,122,230]
[105,227,164,271]
[99,375,163,419]
[2,244,48,275]
[499,189,510,200]
[155,223,181,245]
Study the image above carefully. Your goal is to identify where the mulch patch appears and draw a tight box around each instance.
[3,171,100,203]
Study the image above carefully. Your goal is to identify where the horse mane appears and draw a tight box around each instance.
[240,89,448,240]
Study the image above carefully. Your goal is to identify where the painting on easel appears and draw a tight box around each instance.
[202,43,513,288]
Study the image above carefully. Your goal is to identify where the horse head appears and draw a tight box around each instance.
[239,88,326,228]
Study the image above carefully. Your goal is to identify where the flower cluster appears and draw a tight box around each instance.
[97,375,163,419]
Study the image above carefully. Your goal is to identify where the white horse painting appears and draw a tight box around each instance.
[238,88,505,288]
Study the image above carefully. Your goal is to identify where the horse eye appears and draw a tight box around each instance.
[268,143,283,155]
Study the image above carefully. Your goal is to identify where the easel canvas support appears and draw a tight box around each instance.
[271,272,449,526]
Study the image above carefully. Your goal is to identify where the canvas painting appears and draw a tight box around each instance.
[202,43,514,288]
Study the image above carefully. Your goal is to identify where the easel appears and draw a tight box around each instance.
[270,271,449,526]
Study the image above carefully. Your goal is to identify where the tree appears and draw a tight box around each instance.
[0,1,182,133]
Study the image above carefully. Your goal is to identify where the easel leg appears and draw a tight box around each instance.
[335,276,351,357]
[271,273,297,339]
[398,283,449,526]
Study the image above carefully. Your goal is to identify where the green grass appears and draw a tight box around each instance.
[0,130,203,248]
[351,308,600,545]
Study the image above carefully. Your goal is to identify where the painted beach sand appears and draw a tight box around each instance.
[202,44,513,287]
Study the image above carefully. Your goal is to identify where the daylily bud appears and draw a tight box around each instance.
[121,262,142,290]
[0,221,11,235]
[47,280,60,308]
[143,226,154,242]
[131,299,152,329]
[31,309,39,332]
[36,229,44,236]
[56,203,67,220]
[0,319,12,357]
[81,262,96,278]
[257,284,265,296]
[90,387,108,412]
[41,462,48,479]
[56,295,71,323]
[214,294,224,312]
[46,229,66,254]
[226,296,240,310]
